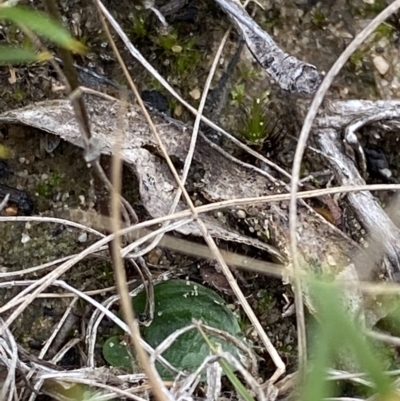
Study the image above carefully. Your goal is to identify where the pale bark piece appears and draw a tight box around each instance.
[0,96,383,320]
[213,0,320,93]
[316,128,400,281]
[132,148,280,255]
[0,97,281,259]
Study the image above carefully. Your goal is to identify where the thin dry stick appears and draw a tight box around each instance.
[96,0,292,183]
[1,182,398,330]
[288,0,400,377]
[42,377,149,401]
[0,193,10,212]
[27,2,137,226]
[96,0,285,381]
[25,297,79,401]
[108,97,169,401]
[0,251,109,279]
[0,215,104,236]
[94,9,184,398]
[95,2,196,217]
[129,27,233,257]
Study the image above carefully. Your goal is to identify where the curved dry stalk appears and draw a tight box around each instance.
[96,0,285,382]
[288,0,400,376]
[95,8,191,399]
[96,0,292,183]
[121,219,194,258]
[24,298,79,401]
[0,249,109,279]
[0,215,105,237]
[131,26,233,258]
[0,319,18,401]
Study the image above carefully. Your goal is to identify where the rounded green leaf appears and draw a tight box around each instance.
[103,279,246,379]
[103,336,133,370]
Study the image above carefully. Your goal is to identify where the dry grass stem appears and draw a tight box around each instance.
[288,0,400,375]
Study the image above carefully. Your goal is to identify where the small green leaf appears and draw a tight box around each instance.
[103,280,249,380]
[103,336,133,370]
[0,46,50,64]
[0,6,86,54]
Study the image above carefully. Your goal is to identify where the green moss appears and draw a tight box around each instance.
[35,182,52,198]
[311,9,327,29]
[156,32,178,52]
[365,0,386,14]
[237,66,259,81]
[230,83,246,107]
[256,289,273,311]
[130,14,147,38]
[347,49,367,72]
[12,88,25,101]
[374,22,395,40]
[35,172,63,199]
[148,77,163,91]
[238,94,275,143]
[152,30,203,82]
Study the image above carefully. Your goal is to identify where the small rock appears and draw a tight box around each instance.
[21,233,31,244]
[78,232,88,243]
[373,55,389,75]
[147,248,162,265]
[380,168,392,179]
[5,206,18,216]
[236,209,246,219]
[174,104,183,117]
[171,45,182,53]
[189,88,201,100]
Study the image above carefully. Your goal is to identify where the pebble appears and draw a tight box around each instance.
[174,104,183,117]
[171,45,182,53]
[21,233,31,244]
[5,206,18,216]
[78,232,88,243]
[236,209,246,219]
[373,56,389,75]
[189,88,201,100]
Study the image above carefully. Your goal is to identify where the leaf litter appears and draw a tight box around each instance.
[2,0,400,398]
